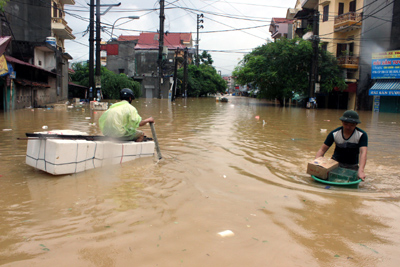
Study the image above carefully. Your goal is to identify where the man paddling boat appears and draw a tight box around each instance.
[99,88,154,142]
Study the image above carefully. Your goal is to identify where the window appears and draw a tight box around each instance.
[118,69,125,74]
[349,1,356,12]
[338,3,344,15]
[323,5,329,22]
[321,43,328,51]
[336,43,354,57]
[52,1,57,17]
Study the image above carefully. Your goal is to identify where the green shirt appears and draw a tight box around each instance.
[99,100,142,139]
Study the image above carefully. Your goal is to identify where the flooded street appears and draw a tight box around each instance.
[1,96,400,266]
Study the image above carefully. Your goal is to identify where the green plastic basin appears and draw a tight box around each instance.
[311,175,362,189]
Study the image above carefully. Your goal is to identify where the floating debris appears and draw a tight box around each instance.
[359,243,379,254]
[218,230,234,237]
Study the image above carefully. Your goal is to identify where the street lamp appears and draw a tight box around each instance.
[110,16,140,41]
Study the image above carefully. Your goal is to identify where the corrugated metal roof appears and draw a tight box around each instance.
[5,55,56,75]
[369,79,400,96]
[118,32,192,50]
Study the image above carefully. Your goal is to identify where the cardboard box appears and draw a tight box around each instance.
[307,157,339,179]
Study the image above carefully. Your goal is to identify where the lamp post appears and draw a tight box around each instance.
[110,16,140,40]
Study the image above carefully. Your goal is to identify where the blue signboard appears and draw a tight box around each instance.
[371,51,400,79]
[369,89,400,96]
[371,59,400,79]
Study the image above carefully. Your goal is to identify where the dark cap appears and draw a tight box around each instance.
[340,110,361,124]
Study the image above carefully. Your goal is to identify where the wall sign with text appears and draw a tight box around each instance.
[371,50,400,79]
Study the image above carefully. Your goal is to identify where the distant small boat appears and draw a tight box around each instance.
[25,130,155,175]
[216,96,228,102]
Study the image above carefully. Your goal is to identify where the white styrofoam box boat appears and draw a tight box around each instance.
[25,130,155,175]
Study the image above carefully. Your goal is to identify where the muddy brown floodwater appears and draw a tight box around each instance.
[0,96,400,267]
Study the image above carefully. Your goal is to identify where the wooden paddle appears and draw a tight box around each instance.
[149,122,162,160]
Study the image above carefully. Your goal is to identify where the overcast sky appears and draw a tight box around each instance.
[65,0,296,76]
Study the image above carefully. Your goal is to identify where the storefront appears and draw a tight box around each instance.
[369,50,400,113]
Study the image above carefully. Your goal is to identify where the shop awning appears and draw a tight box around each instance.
[369,79,400,96]
[0,36,11,55]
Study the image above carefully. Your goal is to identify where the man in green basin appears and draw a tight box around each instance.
[99,88,154,142]
[315,110,368,181]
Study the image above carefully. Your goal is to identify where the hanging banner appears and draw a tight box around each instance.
[0,55,8,76]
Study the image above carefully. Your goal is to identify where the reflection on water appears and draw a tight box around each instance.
[1,97,400,266]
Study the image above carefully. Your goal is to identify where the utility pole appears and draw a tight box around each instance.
[308,10,319,107]
[183,48,188,97]
[95,0,101,100]
[196,14,204,65]
[171,49,179,102]
[88,1,120,100]
[89,0,95,99]
[158,0,165,99]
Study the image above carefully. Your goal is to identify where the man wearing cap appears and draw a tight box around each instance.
[315,110,368,181]
[99,88,154,142]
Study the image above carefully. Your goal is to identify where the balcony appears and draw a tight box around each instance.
[51,17,75,40]
[337,55,359,69]
[271,30,281,39]
[334,12,362,32]
[301,0,318,9]
[60,0,75,5]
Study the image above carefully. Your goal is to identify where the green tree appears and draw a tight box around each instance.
[70,62,141,99]
[233,38,345,105]
[0,0,9,11]
[194,50,214,66]
[176,51,226,97]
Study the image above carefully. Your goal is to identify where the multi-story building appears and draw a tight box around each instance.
[1,0,75,110]
[359,0,397,112]
[288,0,362,109]
[104,32,193,98]
[319,0,363,110]
[289,0,399,112]
[269,18,293,41]
[223,76,234,94]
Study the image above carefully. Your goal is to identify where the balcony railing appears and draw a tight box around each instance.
[51,17,75,39]
[334,12,362,31]
[337,55,359,69]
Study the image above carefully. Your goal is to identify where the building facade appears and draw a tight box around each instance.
[104,32,193,98]
[0,0,75,110]
[269,18,293,41]
[289,0,399,112]
[358,0,396,112]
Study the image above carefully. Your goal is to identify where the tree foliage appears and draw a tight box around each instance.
[176,51,226,97]
[194,50,214,66]
[0,0,9,11]
[70,62,141,99]
[232,38,346,103]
